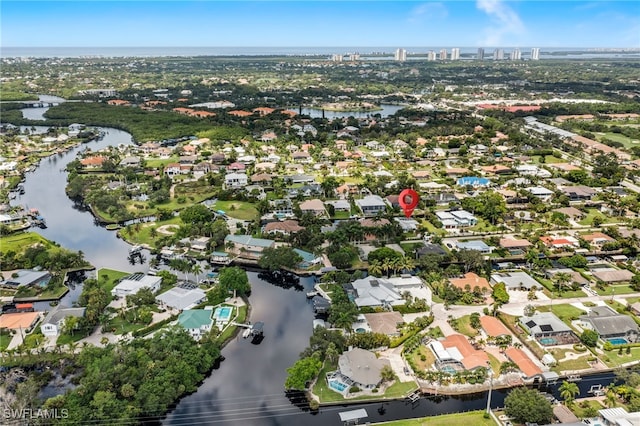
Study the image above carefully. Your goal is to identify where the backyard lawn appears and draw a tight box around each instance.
[213,200,259,221]
[97,268,131,292]
[0,232,54,254]
[601,346,640,368]
[375,410,495,426]
[536,304,586,323]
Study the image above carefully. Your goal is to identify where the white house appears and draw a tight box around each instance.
[224,172,248,189]
[111,274,161,298]
[41,306,86,337]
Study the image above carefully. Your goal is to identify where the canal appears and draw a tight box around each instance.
[9,98,620,426]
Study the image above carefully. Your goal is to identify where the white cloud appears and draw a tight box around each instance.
[408,2,448,23]
[476,0,525,46]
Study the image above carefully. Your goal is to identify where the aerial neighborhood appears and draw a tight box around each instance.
[1,52,640,425]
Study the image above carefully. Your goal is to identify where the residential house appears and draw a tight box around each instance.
[435,210,477,230]
[526,186,555,202]
[449,272,491,292]
[178,309,214,340]
[224,235,275,259]
[456,176,491,188]
[479,315,510,338]
[455,240,493,254]
[349,277,404,308]
[579,305,639,343]
[40,306,86,337]
[560,185,597,202]
[429,334,490,371]
[3,269,52,288]
[490,271,540,290]
[335,348,391,391]
[224,172,248,189]
[111,274,161,298]
[592,269,635,283]
[293,249,321,269]
[582,232,615,248]
[355,195,389,216]
[504,347,543,380]
[520,312,577,343]
[499,237,532,255]
[156,286,207,311]
[299,199,327,217]
[363,312,404,337]
[263,220,305,236]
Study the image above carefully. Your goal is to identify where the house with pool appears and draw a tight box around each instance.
[578,305,639,345]
[326,348,390,394]
[519,312,579,346]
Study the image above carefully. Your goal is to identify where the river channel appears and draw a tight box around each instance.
[8,98,619,425]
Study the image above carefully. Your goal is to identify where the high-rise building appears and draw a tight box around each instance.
[331,54,343,62]
[427,50,436,61]
[450,48,460,60]
[510,48,521,60]
[349,52,360,61]
[531,47,540,60]
[395,48,407,62]
[493,48,504,60]
[477,48,485,60]
[439,49,448,60]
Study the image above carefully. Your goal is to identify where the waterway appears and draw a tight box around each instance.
[8,98,621,426]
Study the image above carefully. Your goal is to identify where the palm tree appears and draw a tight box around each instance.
[368,260,383,277]
[399,256,415,274]
[559,381,580,406]
[553,272,573,295]
[191,263,202,284]
[381,258,393,278]
[605,389,618,408]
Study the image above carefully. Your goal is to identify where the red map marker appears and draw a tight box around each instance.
[398,189,419,218]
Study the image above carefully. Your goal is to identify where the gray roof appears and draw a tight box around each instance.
[491,271,540,290]
[224,234,274,248]
[581,306,639,337]
[5,270,51,287]
[521,312,572,335]
[156,287,206,311]
[592,269,635,283]
[355,195,387,208]
[338,348,390,387]
[42,305,86,325]
[351,277,404,308]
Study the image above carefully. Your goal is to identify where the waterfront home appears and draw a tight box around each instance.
[504,347,543,380]
[156,286,206,311]
[355,195,388,216]
[111,273,161,298]
[224,235,274,259]
[578,305,639,343]
[3,269,52,288]
[429,334,489,372]
[525,186,554,202]
[559,185,597,202]
[435,210,477,229]
[40,306,86,337]
[455,240,492,254]
[178,309,214,340]
[293,249,321,269]
[456,176,491,188]
[479,315,510,339]
[581,232,615,248]
[349,277,404,308]
[499,237,532,254]
[334,348,391,391]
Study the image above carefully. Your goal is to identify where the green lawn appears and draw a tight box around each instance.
[217,305,248,344]
[0,232,54,254]
[106,316,146,335]
[407,346,437,372]
[213,200,259,221]
[533,155,564,164]
[144,156,179,169]
[594,284,637,296]
[119,216,182,246]
[452,315,479,338]
[536,304,586,323]
[374,410,494,426]
[0,332,12,352]
[601,346,640,368]
[578,209,617,226]
[571,399,605,419]
[97,268,131,292]
[595,132,636,148]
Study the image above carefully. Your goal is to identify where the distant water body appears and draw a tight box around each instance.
[3,46,639,59]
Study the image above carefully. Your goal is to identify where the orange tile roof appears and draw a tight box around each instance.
[505,347,542,378]
[80,156,106,166]
[441,334,489,370]
[449,273,491,291]
[253,107,275,115]
[107,99,130,106]
[480,316,510,337]
[0,312,39,330]
[229,110,252,117]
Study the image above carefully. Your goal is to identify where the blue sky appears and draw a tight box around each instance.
[2,1,639,48]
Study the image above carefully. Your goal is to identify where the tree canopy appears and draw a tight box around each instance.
[218,266,251,296]
[258,246,303,271]
[504,388,553,424]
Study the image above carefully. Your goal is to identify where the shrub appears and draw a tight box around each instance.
[349,386,360,393]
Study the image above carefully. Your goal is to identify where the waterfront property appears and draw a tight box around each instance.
[224,234,275,259]
[0,311,41,332]
[177,309,214,340]
[156,285,206,311]
[490,271,541,291]
[111,273,161,298]
[429,334,489,373]
[504,347,543,380]
[332,347,391,392]
[2,269,52,288]
[212,305,233,325]
[348,277,404,308]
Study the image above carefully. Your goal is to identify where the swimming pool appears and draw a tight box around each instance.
[329,380,347,392]
[441,365,456,374]
[609,338,628,345]
[539,337,558,346]
[213,306,233,322]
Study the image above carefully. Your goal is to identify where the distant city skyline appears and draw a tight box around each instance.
[1,1,639,49]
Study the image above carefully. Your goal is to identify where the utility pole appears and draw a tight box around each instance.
[486,363,493,415]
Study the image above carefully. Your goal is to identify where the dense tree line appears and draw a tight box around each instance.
[43,328,221,423]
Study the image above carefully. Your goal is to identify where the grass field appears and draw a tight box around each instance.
[536,304,586,323]
[213,200,259,221]
[602,346,640,368]
[452,315,479,338]
[374,410,494,426]
[97,268,131,292]
[0,232,54,254]
[578,209,617,226]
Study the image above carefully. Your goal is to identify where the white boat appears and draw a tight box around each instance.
[242,328,251,339]
[129,245,143,254]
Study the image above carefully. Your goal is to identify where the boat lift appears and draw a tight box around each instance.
[232,321,265,339]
